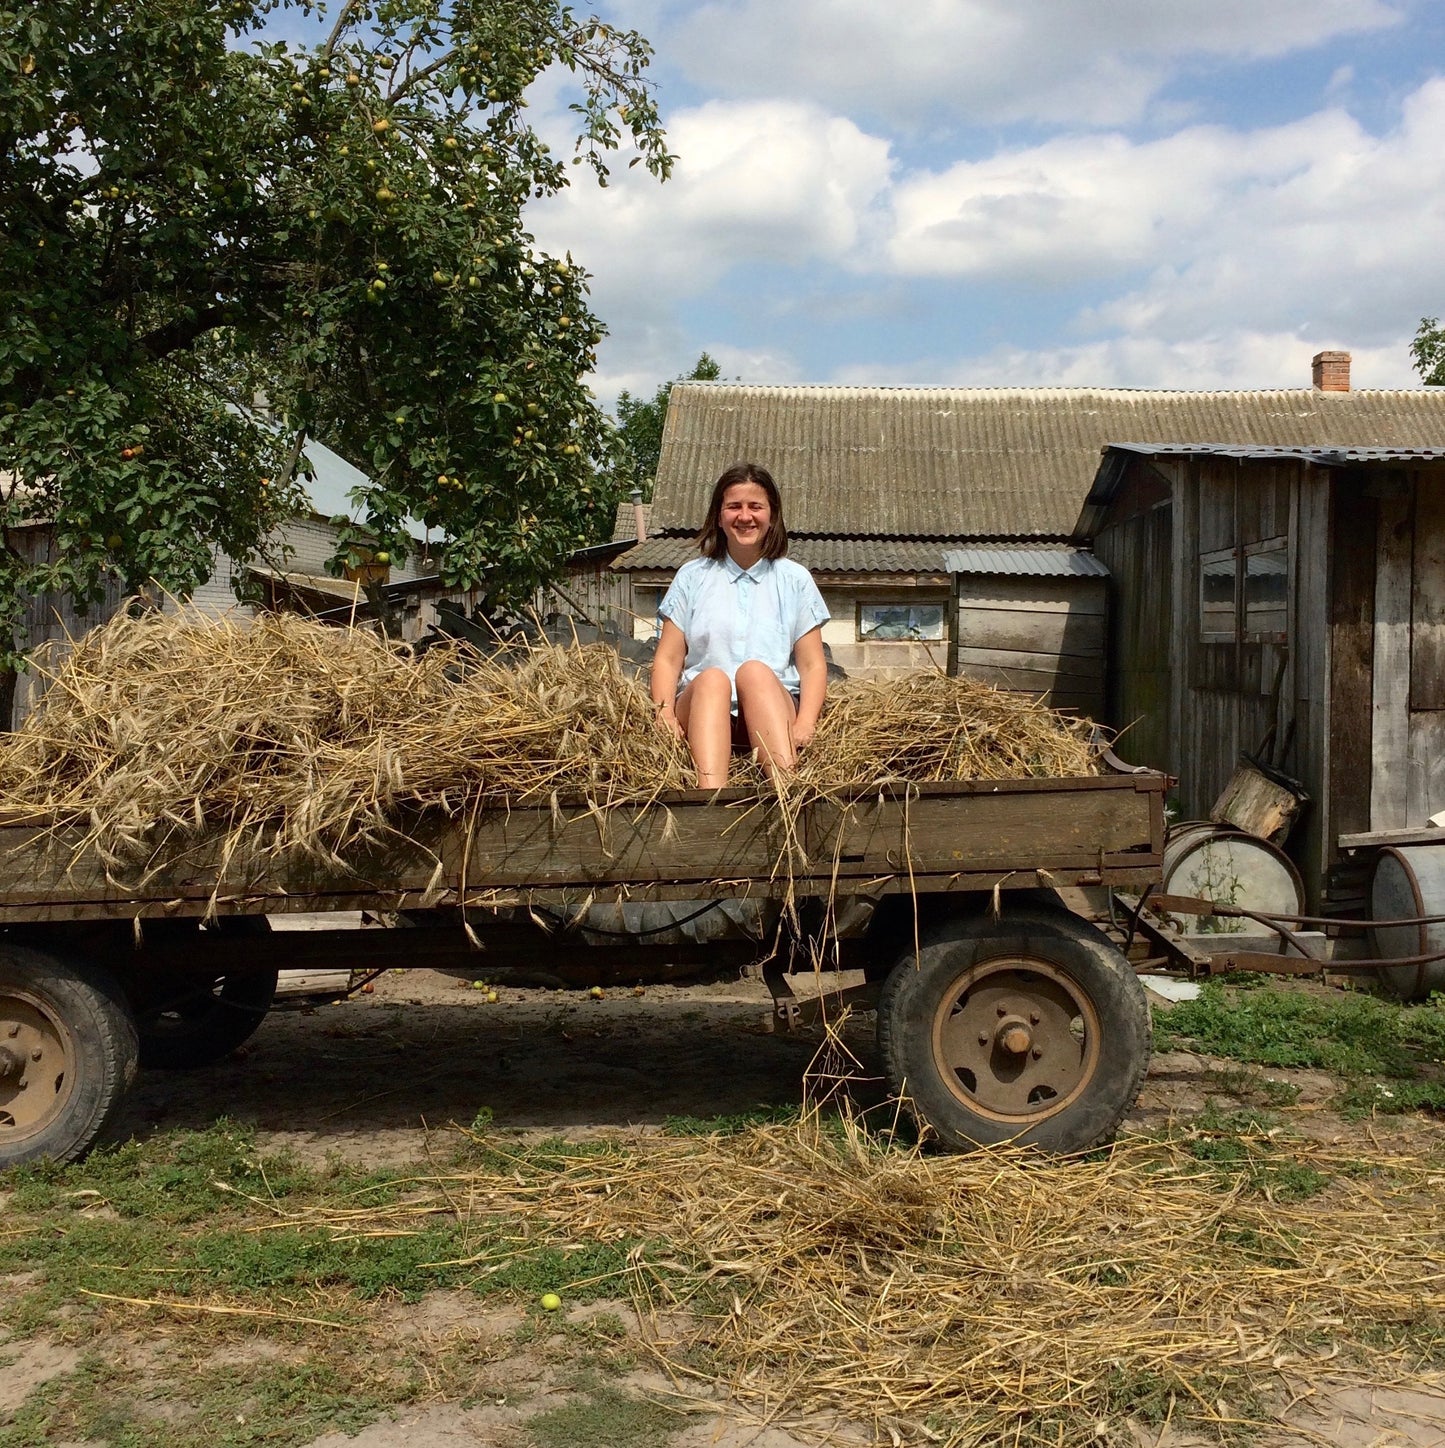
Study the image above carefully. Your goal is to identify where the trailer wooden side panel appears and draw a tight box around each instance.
[0,774,1165,922]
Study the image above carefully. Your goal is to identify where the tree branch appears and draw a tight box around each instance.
[324,0,361,59]
[138,305,232,362]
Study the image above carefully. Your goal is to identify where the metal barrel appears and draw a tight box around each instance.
[1161,822,1305,934]
[1371,844,1445,1001]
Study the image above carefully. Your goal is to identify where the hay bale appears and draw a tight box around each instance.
[0,609,1096,870]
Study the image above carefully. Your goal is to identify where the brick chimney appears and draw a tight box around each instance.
[1312,350,1351,392]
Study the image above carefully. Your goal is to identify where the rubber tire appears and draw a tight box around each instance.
[0,945,140,1168]
[877,906,1151,1153]
[136,918,277,1071]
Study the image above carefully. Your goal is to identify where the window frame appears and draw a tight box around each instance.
[855,599,947,644]
[1198,534,1289,646]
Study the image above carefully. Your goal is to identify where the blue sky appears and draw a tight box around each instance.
[514,0,1445,405]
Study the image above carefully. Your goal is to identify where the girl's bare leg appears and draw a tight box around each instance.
[735,660,798,777]
[674,667,733,789]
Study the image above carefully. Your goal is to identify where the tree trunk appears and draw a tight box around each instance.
[0,665,15,732]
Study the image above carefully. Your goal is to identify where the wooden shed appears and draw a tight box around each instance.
[1078,442,1445,904]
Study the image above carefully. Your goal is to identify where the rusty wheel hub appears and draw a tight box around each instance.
[0,993,76,1145]
[931,959,1101,1124]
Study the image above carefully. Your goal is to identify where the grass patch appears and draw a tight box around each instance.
[0,1349,398,1448]
[662,1105,803,1136]
[1155,981,1445,1111]
[0,1123,645,1344]
[527,1382,682,1448]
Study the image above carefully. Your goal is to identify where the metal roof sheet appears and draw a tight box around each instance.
[1106,442,1445,464]
[942,547,1110,578]
[651,384,1445,538]
[614,535,962,574]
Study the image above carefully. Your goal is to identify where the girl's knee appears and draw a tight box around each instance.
[693,667,732,696]
[735,659,778,692]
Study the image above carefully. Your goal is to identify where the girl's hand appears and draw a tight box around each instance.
[792,718,816,751]
[656,705,685,742]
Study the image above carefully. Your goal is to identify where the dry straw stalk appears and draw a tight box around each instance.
[0,608,1097,875]
[252,1114,1445,1448]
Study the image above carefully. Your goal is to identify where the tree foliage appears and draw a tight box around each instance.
[1411,317,1445,386]
[613,351,720,499]
[0,0,673,658]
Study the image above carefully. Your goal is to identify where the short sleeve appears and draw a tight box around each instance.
[656,561,696,636]
[788,566,829,643]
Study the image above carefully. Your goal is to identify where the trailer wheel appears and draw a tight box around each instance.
[135,918,277,1070]
[0,946,139,1168]
[877,907,1151,1153]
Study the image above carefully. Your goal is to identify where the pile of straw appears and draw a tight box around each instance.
[0,609,1095,869]
[259,1115,1445,1447]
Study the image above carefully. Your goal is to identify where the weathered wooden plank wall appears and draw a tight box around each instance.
[1327,473,1376,841]
[950,576,1107,718]
[534,560,637,634]
[1092,464,1173,773]
[7,525,128,725]
[1372,491,1413,830]
[1406,473,1445,826]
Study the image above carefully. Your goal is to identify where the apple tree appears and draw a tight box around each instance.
[0,0,673,672]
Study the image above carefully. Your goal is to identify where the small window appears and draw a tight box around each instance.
[1198,537,1288,644]
[1243,541,1287,641]
[858,602,945,642]
[1199,549,1237,642]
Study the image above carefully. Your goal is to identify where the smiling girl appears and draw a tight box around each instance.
[650,462,829,789]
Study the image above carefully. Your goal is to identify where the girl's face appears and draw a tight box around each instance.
[719,481,772,559]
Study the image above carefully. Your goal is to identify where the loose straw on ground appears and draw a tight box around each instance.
[0,608,1097,875]
[252,1116,1445,1448]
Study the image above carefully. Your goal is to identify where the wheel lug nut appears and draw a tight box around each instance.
[1032,1048,1042,1060]
[16,1078,26,1090]
[996,1004,1007,1017]
[31,1049,42,1061]
[1029,1013,1040,1025]
[977,1033,989,1046]
[6,1025,18,1038]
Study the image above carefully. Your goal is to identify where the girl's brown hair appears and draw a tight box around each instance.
[696,462,789,561]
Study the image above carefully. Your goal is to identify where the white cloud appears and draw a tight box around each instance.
[657,0,1403,127]
[528,97,890,400]
[885,78,1445,351]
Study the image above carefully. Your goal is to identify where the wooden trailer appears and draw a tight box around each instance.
[0,770,1166,1168]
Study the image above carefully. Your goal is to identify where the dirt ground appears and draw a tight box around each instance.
[17,965,1445,1447]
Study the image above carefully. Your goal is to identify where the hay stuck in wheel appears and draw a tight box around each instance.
[0,608,1097,870]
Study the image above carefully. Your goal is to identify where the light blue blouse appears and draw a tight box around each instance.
[658,554,830,707]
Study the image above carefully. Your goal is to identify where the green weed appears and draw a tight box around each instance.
[661,1105,802,1136]
[1155,982,1445,1113]
[527,1382,682,1448]
[1202,1065,1302,1107]
[0,1351,396,1448]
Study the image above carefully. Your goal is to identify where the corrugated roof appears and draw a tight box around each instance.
[651,384,1445,538]
[614,535,962,574]
[942,547,1110,578]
